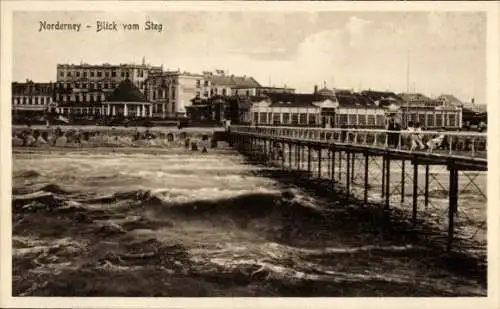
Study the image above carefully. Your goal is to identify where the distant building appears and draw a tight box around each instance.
[255,87,295,95]
[145,70,263,119]
[399,92,462,129]
[55,61,162,116]
[186,94,263,124]
[12,80,56,116]
[249,87,388,128]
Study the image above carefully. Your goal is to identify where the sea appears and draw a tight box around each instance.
[11,146,487,296]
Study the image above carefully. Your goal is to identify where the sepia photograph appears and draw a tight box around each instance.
[1,1,498,308]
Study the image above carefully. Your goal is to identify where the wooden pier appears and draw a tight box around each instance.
[228,126,487,251]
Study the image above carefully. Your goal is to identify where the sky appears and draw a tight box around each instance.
[12,11,486,104]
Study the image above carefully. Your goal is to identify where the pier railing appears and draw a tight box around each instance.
[230,126,487,160]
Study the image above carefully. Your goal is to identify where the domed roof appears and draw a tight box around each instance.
[317,87,335,97]
[107,79,149,102]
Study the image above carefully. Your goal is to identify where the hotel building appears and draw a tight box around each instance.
[55,60,162,115]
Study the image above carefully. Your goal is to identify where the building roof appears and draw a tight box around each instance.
[106,79,149,102]
[264,93,326,108]
[362,91,403,104]
[206,74,261,88]
[398,92,433,102]
[436,94,464,107]
[317,87,335,97]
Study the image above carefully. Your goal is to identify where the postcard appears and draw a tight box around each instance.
[1,1,499,308]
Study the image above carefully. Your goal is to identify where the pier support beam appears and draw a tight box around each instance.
[448,166,459,252]
[385,155,391,209]
[281,142,285,169]
[339,151,342,184]
[318,148,322,179]
[351,153,355,184]
[332,147,336,182]
[381,157,386,198]
[425,164,430,210]
[346,151,351,192]
[401,160,405,203]
[327,149,331,178]
[412,162,419,225]
[364,152,369,204]
[307,146,312,174]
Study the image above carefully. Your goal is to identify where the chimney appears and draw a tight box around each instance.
[314,85,318,94]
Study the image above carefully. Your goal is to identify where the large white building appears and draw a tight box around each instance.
[250,87,388,128]
[55,60,162,115]
[145,70,262,119]
[249,87,463,129]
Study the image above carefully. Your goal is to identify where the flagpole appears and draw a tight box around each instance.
[406,49,410,127]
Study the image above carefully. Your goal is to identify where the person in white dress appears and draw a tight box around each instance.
[410,122,425,151]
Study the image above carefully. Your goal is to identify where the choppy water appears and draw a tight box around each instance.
[12,147,486,297]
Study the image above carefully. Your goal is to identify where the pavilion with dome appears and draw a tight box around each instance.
[102,79,153,117]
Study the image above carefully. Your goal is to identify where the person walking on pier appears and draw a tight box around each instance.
[410,122,425,151]
[386,116,400,148]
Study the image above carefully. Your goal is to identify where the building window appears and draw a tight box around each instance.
[409,113,417,123]
[104,83,109,89]
[259,112,267,123]
[203,91,208,97]
[283,113,290,124]
[426,114,434,128]
[338,114,348,125]
[204,80,209,87]
[291,113,299,125]
[273,113,281,124]
[76,71,80,77]
[358,114,366,126]
[253,112,258,123]
[348,114,357,126]
[105,71,110,77]
[83,71,87,78]
[246,90,250,96]
[267,112,272,124]
[214,88,218,95]
[435,113,443,127]
[196,80,201,88]
[121,72,125,78]
[222,88,227,96]
[59,71,64,77]
[367,115,375,126]
[90,71,95,77]
[418,114,426,126]
[376,115,385,126]
[448,113,456,127]
[299,113,307,124]
[97,71,102,77]
[67,72,72,77]
[112,71,116,77]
